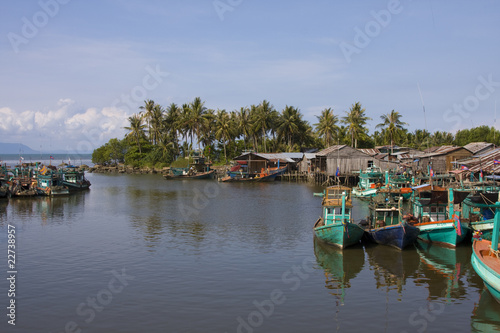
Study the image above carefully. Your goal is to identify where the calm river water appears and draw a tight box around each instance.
[0,174,499,332]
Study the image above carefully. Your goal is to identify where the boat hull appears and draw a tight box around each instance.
[472,240,500,304]
[416,221,470,248]
[366,223,420,250]
[164,170,215,180]
[314,219,364,249]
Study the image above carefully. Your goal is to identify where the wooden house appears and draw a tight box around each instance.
[312,145,398,176]
[417,146,473,174]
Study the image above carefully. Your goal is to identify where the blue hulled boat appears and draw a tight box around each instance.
[362,193,419,250]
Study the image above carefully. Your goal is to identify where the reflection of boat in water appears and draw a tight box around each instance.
[365,243,420,295]
[415,241,469,301]
[313,237,364,304]
[471,288,500,332]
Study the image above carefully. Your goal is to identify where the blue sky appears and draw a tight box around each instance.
[1,0,499,153]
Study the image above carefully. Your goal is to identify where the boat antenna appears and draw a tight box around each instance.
[417,83,430,152]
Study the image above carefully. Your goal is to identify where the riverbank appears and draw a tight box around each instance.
[88,164,228,176]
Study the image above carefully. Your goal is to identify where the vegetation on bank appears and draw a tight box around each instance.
[91,98,500,167]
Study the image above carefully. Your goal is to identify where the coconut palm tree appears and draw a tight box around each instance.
[252,100,274,152]
[277,105,300,151]
[149,104,164,146]
[139,99,156,143]
[214,109,234,163]
[189,97,207,150]
[237,107,252,150]
[314,108,339,147]
[375,110,408,154]
[124,114,146,154]
[341,102,371,148]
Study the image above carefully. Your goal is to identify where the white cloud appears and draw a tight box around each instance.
[0,102,130,152]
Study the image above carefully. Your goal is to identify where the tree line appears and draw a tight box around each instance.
[92,98,500,167]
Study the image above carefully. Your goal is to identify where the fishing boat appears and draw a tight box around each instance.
[164,151,215,180]
[406,185,470,247]
[220,165,287,182]
[462,191,499,240]
[313,185,365,249]
[36,171,69,196]
[59,166,91,191]
[361,193,419,250]
[471,201,500,303]
[352,166,384,199]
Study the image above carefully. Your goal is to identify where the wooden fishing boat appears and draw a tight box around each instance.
[59,166,91,191]
[164,151,215,180]
[362,193,419,250]
[471,202,500,303]
[406,185,470,247]
[36,172,69,196]
[163,169,215,180]
[352,166,384,199]
[220,165,287,182]
[462,192,499,240]
[313,185,364,249]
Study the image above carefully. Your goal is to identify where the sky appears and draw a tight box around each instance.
[1,0,499,153]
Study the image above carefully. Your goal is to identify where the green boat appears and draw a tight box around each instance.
[313,185,365,249]
[352,166,384,199]
[407,185,470,247]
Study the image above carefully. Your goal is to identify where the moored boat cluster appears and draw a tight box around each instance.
[0,163,90,198]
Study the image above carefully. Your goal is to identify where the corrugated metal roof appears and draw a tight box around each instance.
[359,148,380,156]
[255,153,296,163]
[463,142,494,154]
[464,148,500,173]
[316,145,347,156]
[421,146,466,157]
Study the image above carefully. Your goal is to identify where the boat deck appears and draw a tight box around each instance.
[474,240,500,275]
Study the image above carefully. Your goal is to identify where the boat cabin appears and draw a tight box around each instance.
[322,186,352,225]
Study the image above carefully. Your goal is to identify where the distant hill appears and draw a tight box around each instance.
[0,142,38,154]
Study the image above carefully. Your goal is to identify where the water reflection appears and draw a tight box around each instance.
[414,241,470,302]
[7,193,86,225]
[365,243,420,298]
[313,237,364,305]
[471,288,500,332]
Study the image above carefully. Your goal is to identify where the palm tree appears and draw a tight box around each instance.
[341,102,371,148]
[124,114,146,154]
[314,108,339,147]
[139,99,155,143]
[214,109,234,163]
[277,106,300,151]
[237,107,252,150]
[252,100,274,152]
[375,110,408,154]
[189,97,207,150]
[149,104,164,145]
